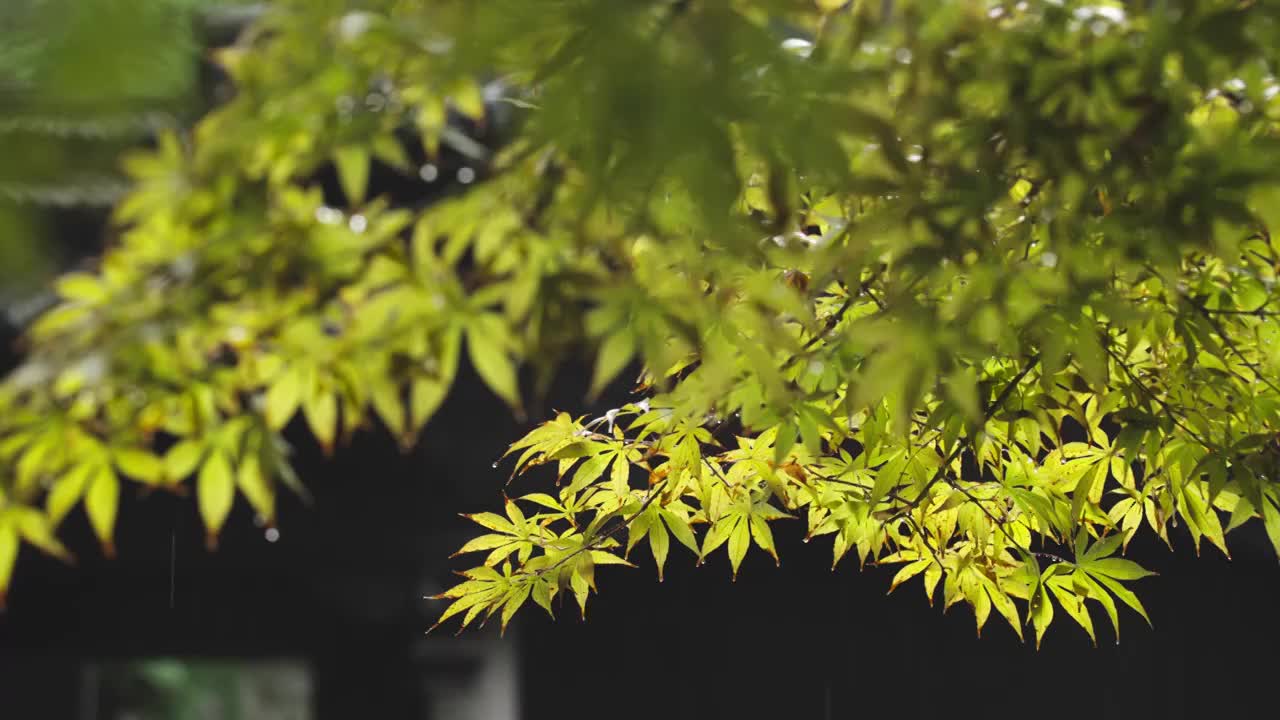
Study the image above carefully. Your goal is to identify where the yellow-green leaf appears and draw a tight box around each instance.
[304,389,339,452]
[748,514,778,565]
[410,378,448,435]
[466,320,520,409]
[649,519,670,580]
[265,368,302,430]
[85,465,120,555]
[47,463,92,525]
[500,582,532,635]
[164,440,205,483]
[236,454,275,523]
[591,331,634,398]
[1031,585,1054,650]
[12,508,70,560]
[113,447,164,484]
[370,378,406,437]
[727,517,749,579]
[888,558,931,593]
[198,452,236,546]
[334,146,370,204]
[0,525,17,607]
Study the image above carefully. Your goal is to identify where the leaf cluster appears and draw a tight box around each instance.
[1,0,1280,645]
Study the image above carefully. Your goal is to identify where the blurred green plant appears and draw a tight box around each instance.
[0,0,261,288]
[3,0,1280,647]
[101,658,310,720]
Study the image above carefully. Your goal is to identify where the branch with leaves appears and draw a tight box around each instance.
[3,0,1280,645]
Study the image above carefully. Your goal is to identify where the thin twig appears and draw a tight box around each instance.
[1100,337,1217,452]
[1182,292,1280,397]
[532,479,669,577]
[887,353,1041,523]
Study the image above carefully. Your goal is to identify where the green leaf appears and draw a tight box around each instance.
[980,575,1024,642]
[1077,571,1121,643]
[465,512,517,535]
[113,447,163,484]
[0,525,17,606]
[236,454,275,523]
[198,452,236,547]
[265,368,303,430]
[11,508,70,560]
[500,582,532,635]
[85,466,120,555]
[567,452,611,494]
[370,378,406,438]
[727,517,749,580]
[47,463,93,525]
[334,146,370,204]
[888,558,931,593]
[701,517,734,560]
[304,389,339,452]
[1263,498,1280,561]
[1030,585,1054,650]
[1080,557,1156,581]
[1047,579,1096,646]
[532,579,554,618]
[748,514,778,566]
[660,509,699,554]
[1080,532,1125,562]
[649,518,670,580]
[1088,572,1153,627]
[591,331,634,398]
[455,534,516,555]
[164,441,205,483]
[466,318,520,410]
[410,378,448,436]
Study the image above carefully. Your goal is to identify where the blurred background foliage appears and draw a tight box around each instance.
[0,0,261,299]
[95,658,311,720]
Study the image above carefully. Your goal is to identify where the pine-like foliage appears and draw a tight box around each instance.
[2,1,1280,646]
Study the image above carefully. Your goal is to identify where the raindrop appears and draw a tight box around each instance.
[334,95,356,116]
[424,36,455,55]
[492,462,500,469]
[226,325,250,345]
[1040,251,1059,269]
[337,12,374,42]
[171,253,197,279]
[348,214,368,233]
[457,167,476,184]
[419,163,439,182]
[365,93,387,113]
[894,47,913,64]
[315,206,343,225]
[265,528,280,543]
[781,38,814,59]
[988,6,1005,19]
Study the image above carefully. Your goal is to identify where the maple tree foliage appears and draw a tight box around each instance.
[4,0,1280,647]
